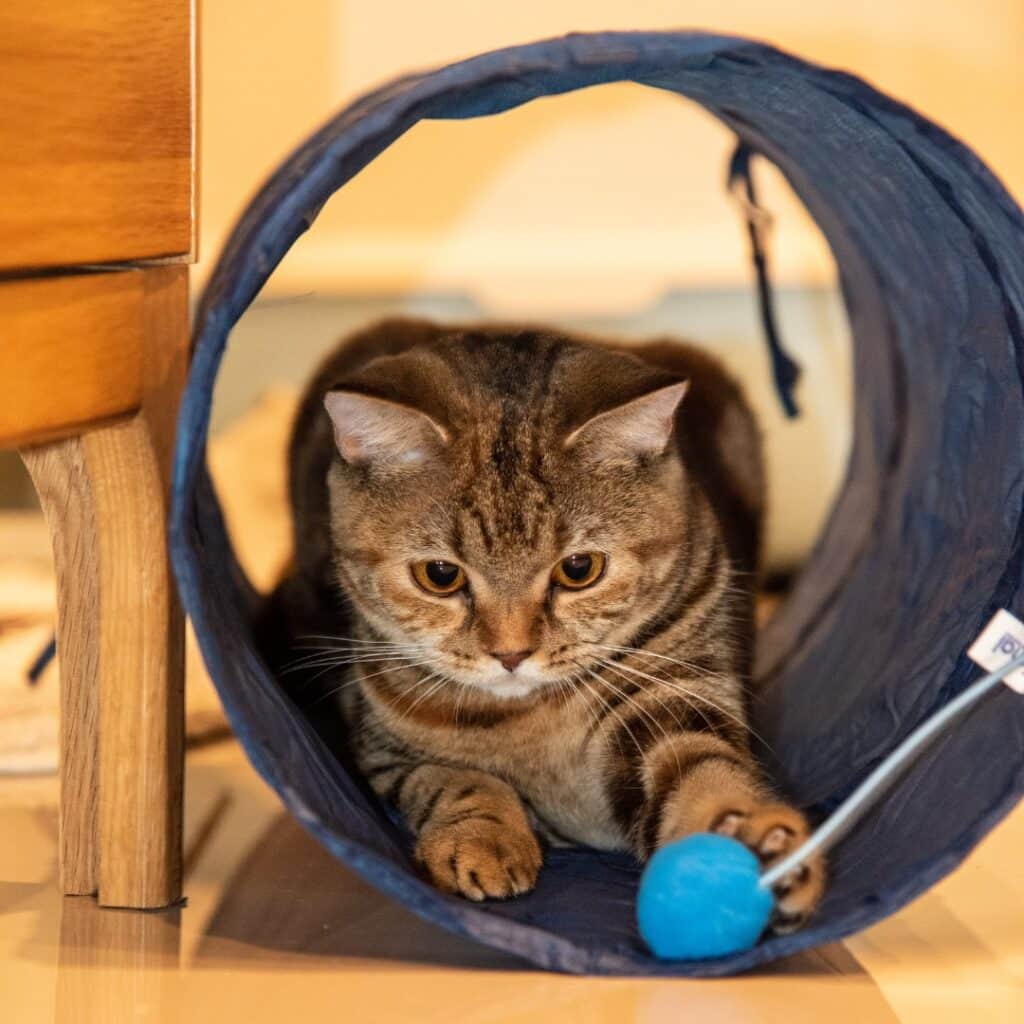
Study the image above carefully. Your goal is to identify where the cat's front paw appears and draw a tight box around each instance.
[415,817,542,901]
[710,803,825,934]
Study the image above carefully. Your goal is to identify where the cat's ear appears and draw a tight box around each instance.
[564,381,688,459]
[324,390,448,466]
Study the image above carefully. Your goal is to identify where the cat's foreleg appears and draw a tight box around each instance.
[615,732,825,933]
[370,761,542,900]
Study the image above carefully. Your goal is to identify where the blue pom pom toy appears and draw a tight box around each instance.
[637,833,774,960]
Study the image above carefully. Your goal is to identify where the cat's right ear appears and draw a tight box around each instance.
[323,390,449,467]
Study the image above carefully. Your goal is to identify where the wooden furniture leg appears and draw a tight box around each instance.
[20,266,189,909]
[21,438,101,896]
[90,410,186,909]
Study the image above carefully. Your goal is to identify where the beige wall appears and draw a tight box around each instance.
[199,1,1024,310]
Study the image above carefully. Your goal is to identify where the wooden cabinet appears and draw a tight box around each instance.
[2,1,196,911]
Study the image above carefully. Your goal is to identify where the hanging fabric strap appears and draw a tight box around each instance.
[26,635,55,686]
[727,142,802,418]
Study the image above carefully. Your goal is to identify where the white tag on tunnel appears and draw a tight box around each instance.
[968,609,1024,694]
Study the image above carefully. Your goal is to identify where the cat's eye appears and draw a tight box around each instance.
[412,559,467,596]
[551,551,606,590]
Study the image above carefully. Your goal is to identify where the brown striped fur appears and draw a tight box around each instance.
[262,319,824,931]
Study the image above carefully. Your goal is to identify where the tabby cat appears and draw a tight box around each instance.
[263,318,824,933]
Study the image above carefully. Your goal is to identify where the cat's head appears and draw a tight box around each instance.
[323,328,693,700]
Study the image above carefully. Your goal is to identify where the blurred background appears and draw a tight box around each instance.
[4,0,1024,574]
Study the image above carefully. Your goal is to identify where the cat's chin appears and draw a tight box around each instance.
[465,675,550,701]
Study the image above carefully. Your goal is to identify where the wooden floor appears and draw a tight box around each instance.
[1,740,1022,1023]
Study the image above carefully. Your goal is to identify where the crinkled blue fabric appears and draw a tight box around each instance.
[170,31,1024,975]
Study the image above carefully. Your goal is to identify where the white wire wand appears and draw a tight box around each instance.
[761,647,1024,889]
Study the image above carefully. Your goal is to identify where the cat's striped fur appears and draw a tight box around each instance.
[263,318,824,931]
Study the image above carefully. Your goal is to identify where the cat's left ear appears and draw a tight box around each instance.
[564,381,689,459]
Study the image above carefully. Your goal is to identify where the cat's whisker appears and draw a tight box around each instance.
[283,647,422,670]
[285,659,414,678]
[452,679,469,727]
[593,656,727,745]
[577,666,647,762]
[356,658,437,685]
[574,674,616,744]
[596,660,693,749]
[636,674,776,754]
[286,653,411,668]
[296,633,428,648]
[290,638,413,647]
[332,656,432,687]
[299,674,371,707]
[588,643,732,683]
[291,645,419,660]
[284,646,419,665]
[291,642,423,654]
[306,661,376,689]
[289,648,427,665]
[280,651,424,675]
[403,672,453,716]
[554,671,582,713]
[285,637,427,662]
[592,662,684,777]
[573,672,620,746]
[564,670,587,710]
[594,654,776,754]
[653,677,758,734]
[595,654,773,756]
[305,659,439,707]
[288,662,421,691]
[589,663,675,748]
[593,651,744,720]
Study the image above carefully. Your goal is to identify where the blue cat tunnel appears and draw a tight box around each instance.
[170,31,1024,975]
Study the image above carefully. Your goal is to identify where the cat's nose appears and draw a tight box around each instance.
[491,649,534,673]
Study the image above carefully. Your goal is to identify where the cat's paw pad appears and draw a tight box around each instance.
[415,818,542,901]
[712,803,824,934]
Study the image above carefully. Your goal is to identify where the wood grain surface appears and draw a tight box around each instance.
[20,440,101,896]
[87,413,185,909]
[0,270,190,448]
[0,0,195,270]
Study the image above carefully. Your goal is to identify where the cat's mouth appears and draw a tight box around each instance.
[448,661,562,701]
[479,675,544,699]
